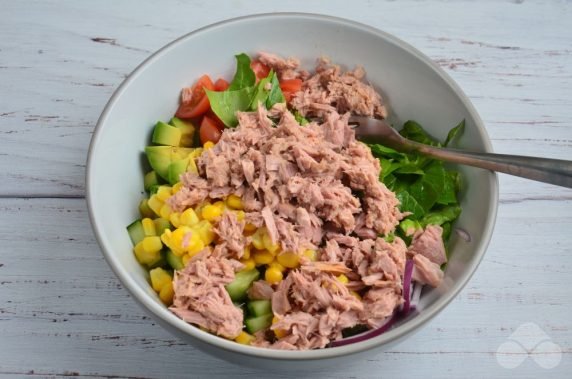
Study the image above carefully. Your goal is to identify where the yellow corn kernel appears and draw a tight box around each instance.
[187,157,198,174]
[194,202,206,220]
[194,220,215,245]
[302,249,318,262]
[134,241,152,265]
[142,236,162,254]
[156,186,173,202]
[186,234,205,256]
[337,274,349,284]
[169,212,181,228]
[172,182,184,194]
[149,267,172,292]
[213,200,225,211]
[141,218,156,236]
[203,141,215,150]
[164,226,192,256]
[262,233,280,254]
[235,331,254,345]
[240,257,256,271]
[277,252,300,269]
[147,195,164,216]
[134,247,160,265]
[181,254,192,266]
[192,147,204,157]
[269,262,286,272]
[350,291,362,300]
[159,203,173,219]
[244,223,257,234]
[272,316,288,339]
[180,208,199,226]
[242,245,251,260]
[234,210,245,222]
[159,281,174,305]
[160,229,172,247]
[251,228,265,250]
[201,204,222,222]
[265,266,283,284]
[226,194,243,210]
[253,250,274,265]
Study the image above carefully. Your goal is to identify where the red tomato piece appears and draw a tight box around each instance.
[214,78,230,91]
[251,60,270,80]
[200,116,223,144]
[279,78,303,103]
[175,75,215,119]
[279,78,303,93]
[205,110,225,130]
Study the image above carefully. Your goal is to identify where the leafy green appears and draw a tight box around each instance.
[294,111,309,126]
[399,120,440,146]
[409,162,446,211]
[266,72,285,108]
[395,189,425,219]
[249,74,273,110]
[437,171,458,205]
[420,205,461,227]
[393,164,425,175]
[384,174,397,191]
[444,120,465,147]
[207,55,287,128]
[368,120,465,244]
[206,87,255,127]
[369,144,405,160]
[399,219,422,236]
[228,53,256,90]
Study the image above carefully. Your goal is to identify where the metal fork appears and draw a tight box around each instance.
[349,116,572,188]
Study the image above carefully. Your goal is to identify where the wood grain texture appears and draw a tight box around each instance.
[0,0,571,378]
[0,198,570,378]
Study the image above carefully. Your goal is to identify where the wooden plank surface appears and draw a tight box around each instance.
[0,0,571,378]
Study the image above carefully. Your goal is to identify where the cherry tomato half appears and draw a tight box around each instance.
[175,75,215,119]
[251,60,270,81]
[279,78,303,102]
[214,78,230,91]
[200,115,223,145]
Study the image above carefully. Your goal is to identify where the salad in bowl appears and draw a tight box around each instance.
[126,51,465,350]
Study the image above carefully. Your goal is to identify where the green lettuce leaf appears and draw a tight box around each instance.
[437,171,459,205]
[249,73,273,110]
[369,144,406,160]
[371,120,465,244]
[444,120,465,147]
[228,53,256,90]
[399,120,440,146]
[206,87,254,127]
[266,71,285,108]
[408,162,446,211]
[249,70,285,110]
[420,205,461,226]
[293,110,309,126]
[208,55,287,128]
[395,189,425,219]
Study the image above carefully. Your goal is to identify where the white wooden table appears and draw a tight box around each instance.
[1,1,570,377]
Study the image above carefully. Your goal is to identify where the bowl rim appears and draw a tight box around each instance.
[86,12,499,360]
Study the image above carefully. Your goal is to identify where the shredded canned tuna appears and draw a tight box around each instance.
[128,52,463,350]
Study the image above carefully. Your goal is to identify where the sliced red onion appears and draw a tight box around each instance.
[410,283,423,310]
[331,260,416,348]
[401,259,414,315]
[454,227,471,242]
[330,312,399,347]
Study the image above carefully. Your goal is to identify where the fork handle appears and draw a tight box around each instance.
[414,143,572,188]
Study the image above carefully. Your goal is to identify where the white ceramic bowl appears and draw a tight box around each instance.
[87,13,498,369]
